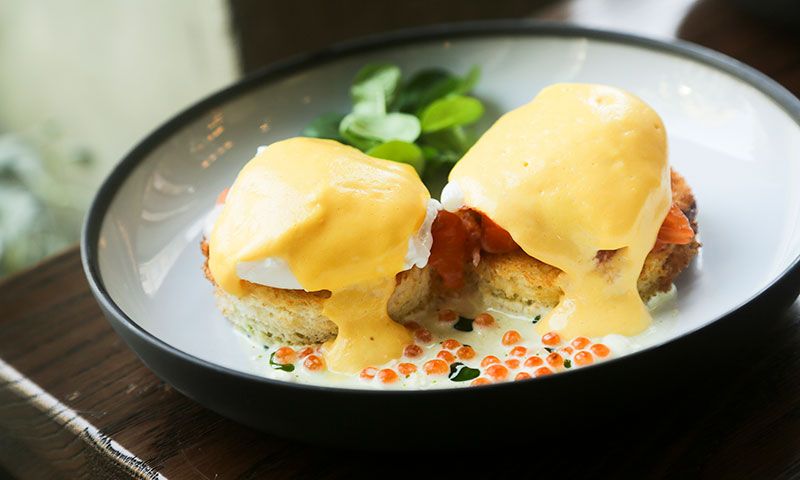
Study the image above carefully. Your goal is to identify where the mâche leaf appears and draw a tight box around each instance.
[420,95,484,133]
[395,68,459,113]
[351,64,401,112]
[301,112,346,141]
[300,63,488,177]
[340,112,421,144]
[367,141,426,174]
[454,65,481,95]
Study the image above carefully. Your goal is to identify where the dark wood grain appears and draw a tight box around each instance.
[2,0,800,478]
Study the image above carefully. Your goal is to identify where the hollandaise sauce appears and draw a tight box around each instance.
[240,293,678,390]
[209,138,428,373]
[449,83,672,339]
[205,84,695,390]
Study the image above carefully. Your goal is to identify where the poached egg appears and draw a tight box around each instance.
[204,195,440,290]
[447,83,672,338]
[208,137,433,372]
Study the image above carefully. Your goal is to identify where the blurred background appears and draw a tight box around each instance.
[0,0,797,277]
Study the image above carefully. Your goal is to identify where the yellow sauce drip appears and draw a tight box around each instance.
[450,84,671,338]
[209,138,429,372]
[321,278,410,371]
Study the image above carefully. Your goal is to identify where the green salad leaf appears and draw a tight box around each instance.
[351,64,401,112]
[420,95,484,133]
[455,65,481,95]
[300,112,345,141]
[367,141,425,174]
[301,63,488,178]
[395,69,458,113]
[340,112,420,144]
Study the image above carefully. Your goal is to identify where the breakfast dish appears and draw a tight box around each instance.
[84,23,800,444]
[433,84,700,337]
[203,83,699,389]
[203,138,437,373]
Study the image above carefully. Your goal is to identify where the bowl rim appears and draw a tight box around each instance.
[81,19,800,396]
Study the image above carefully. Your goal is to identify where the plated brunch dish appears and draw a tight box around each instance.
[201,83,700,389]
[83,23,800,445]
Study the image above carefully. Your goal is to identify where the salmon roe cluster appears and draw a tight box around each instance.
[264,311,613,388]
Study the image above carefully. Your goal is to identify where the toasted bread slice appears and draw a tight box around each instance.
[464,170,700,316]
[201,241,431,345]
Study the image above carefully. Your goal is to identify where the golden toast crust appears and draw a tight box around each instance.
[470,170,700,315]
[201,241,430,344]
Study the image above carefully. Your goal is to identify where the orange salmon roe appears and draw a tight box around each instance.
[274,347,297,364]
[534,367,553,377]
[542,332,561,346]
[403,344,423,358]
[546,352,563,368]
[574,351,594,366]
[509,346,527,357]
[474,312,495,327]
[485,364,509,381]
[298,347,315,358]
[304,355,324,371]
[571,337,590,349]
[524,356,544,368]
[591,343,610,358]
[415,328,433,343]
[505,359,520,369]
[442,339,461,350]
[437,350,456,363]
[438,309,458,322]
[502,330,522,346]
[457,345,476,360]
[423,359,449,375]
[561,346,574,355]
[481,355,501,367]
[377,369,398,384]
[515,372,532,381]
[472,377,491,386]
[397,363,417,376]
[360,367,377,380]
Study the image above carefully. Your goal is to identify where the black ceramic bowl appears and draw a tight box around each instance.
[81,21,800,448]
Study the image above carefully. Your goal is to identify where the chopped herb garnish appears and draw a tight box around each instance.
[453,316,474,332]
[532,315,541,324]
[269,352,295,372]
[448,362,480,382]
[544,347,555,353]
[563,359,572,369]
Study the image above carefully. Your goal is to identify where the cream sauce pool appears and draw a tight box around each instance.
[232,287,679,390]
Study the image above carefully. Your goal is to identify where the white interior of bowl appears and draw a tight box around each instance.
[96,34,800,375]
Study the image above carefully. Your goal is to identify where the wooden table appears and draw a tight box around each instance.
[2,0,800,478]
